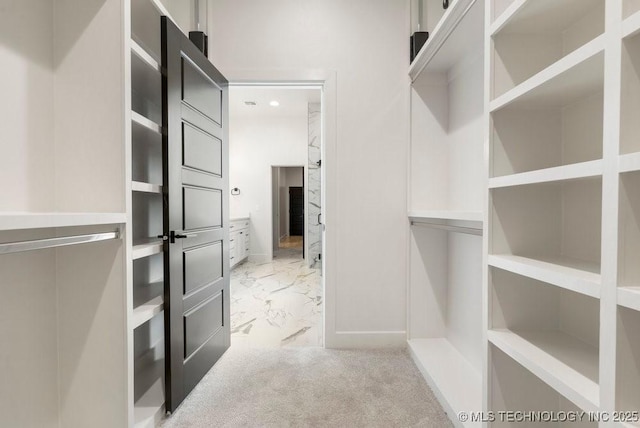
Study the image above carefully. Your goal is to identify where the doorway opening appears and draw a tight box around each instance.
[272,166,305,258]
[228,85,323,348]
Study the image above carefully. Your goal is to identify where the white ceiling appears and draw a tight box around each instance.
[229,86,321,119]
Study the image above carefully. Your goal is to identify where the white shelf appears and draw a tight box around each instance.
[488,254,600,298]
[623,10,640,39]
[491,0,602,37]
[132,181,162,194]
[133,281,164,313]
[489,160,603,189]
[488,329,599,412]
[490,0,527,35]
[132,297,163,330]
[131,39,161,74]
[490,35,604,112]
[618,287,640,312]
[620,153,640,173]
[132,239,163,260]
[409,0,481,80]
[0,212,126,231]
[408,339,482,427]
[132,111,162,136]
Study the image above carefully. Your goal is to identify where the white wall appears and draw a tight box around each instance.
[229,114,307,262]
[210,0,410,346]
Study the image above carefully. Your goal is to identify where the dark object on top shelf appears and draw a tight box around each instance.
[189,31,208,56]
[443,0,450,9]
[410,31,429,63]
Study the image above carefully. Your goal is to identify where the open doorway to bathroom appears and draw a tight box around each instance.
[228,86,323,348]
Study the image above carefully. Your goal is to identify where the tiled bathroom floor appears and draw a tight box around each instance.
[230,248,322,348]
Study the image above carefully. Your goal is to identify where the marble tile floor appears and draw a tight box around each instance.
[230,248,322,348]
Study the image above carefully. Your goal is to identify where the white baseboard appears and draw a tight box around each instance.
[325,331,407,349]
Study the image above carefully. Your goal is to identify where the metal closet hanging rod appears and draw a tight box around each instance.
[410,220,483,236]
[0,231,120,255]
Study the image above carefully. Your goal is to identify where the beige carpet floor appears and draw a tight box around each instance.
[160,346,452,428]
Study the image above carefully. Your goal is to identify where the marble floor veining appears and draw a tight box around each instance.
[230,248,322,348]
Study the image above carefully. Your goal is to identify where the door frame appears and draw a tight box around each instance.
[226,70,336,348]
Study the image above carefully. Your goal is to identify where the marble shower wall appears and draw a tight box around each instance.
[308,103,322,269]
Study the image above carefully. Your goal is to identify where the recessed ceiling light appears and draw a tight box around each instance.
[244,101,257,106]
[269,100,280,107]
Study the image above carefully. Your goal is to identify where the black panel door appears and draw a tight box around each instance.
[289,187,304,236]
[162,17,229,413]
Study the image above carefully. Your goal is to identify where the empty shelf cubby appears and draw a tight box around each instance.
[621,30,640,155]
[490,88,603,177]
[132,123,162,186]
[617,307,640,426]
[490,267,600,410]
[625,0,640,19]
[619,172,640,291]
[133,311,165,425]
[132,192,163,242]
[491,0,604,99]
[490,345,598,427]
[410,53,484,212]
[133,253,164,311]
[132,84,162,129]
[490,177,602,276]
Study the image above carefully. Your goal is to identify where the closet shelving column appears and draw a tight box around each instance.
[407,0,485,426]
[128,0,184,426]
[0,1,129,427]
[617,2,640,424]
[485,0,624,420]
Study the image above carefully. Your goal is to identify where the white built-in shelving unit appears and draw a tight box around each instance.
[0,1,192,427]
[0,1,129,427]
[411,0,640,426]
[128,2,189,426]
[484,0,640,425]
[129,0,178,426]
[407,0,485,426]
